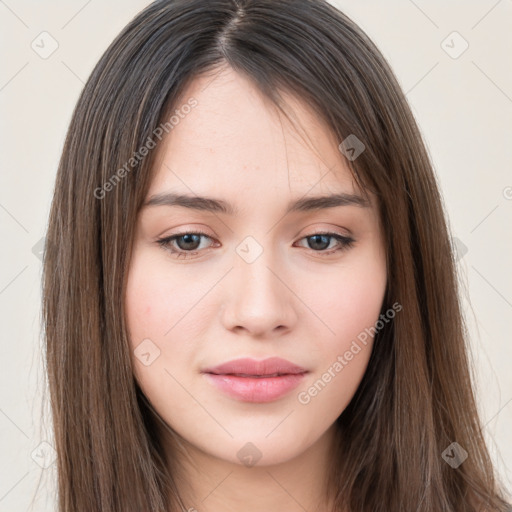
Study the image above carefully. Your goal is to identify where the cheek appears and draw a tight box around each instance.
[299,251,386,407]
[125,269,163,347]
[125,249,202,345]
[124,250,179,389]
[127,284,163,327]
[124,249,215,388]
[125,257,185,407]
[338,273,385,337]
[308,252,386,349]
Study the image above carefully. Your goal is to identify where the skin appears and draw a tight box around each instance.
[125,65,387,512]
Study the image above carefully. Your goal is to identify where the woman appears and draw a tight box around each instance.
[42,0,511,510]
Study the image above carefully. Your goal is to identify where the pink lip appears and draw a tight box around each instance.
[201,357,308,403]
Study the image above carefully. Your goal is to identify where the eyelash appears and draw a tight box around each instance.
[156,229,355,259]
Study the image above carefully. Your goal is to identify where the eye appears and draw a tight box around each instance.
[157,230,216,259]
[156,231,355,259]
[294,232,355,255]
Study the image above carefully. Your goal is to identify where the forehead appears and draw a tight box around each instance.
[148,66,365,203]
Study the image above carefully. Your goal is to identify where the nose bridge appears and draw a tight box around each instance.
[221,234,296,334]
[237,243,278,295]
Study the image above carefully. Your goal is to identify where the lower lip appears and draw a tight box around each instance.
[203,372,307,403]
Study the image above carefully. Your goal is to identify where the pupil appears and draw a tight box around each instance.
[309,235,330,250]
[178,234,200,250]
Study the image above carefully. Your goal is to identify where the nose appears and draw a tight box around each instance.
[220,246,298,337]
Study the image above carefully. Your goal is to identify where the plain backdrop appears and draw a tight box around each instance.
[0,1,511,510]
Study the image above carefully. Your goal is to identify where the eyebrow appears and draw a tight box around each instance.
[142,191,370,215]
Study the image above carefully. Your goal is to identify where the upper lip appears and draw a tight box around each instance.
[202,357,307,377]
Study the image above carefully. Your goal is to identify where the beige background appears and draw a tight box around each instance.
[0,0,511,509]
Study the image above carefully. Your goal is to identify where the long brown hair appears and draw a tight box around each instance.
[42,0,511,510]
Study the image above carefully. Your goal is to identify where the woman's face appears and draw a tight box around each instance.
[125,66,387,467]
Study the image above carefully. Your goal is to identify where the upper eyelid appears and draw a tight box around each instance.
[161,229,351,241]
[160,223,352,238]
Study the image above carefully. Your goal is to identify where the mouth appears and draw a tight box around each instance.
[207,372,298,378]
[202,356,307,377]
[201,357,308,403]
